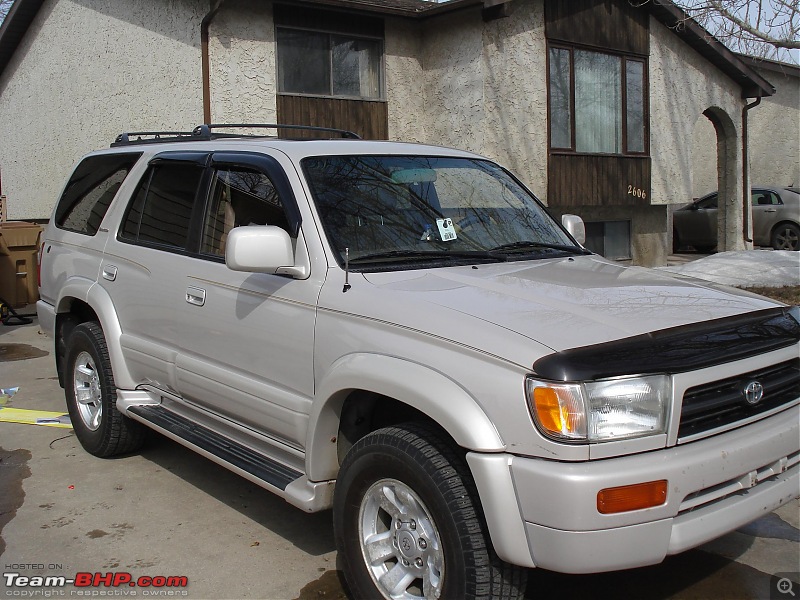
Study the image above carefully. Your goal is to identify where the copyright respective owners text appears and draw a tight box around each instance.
[772,572,800,600]
[3,565,190,597]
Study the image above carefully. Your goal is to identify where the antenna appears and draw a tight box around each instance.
[343,248,352,293]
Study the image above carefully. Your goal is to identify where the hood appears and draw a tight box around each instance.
[360,255,779,354]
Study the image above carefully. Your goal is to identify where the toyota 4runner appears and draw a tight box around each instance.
[37,124,800,600]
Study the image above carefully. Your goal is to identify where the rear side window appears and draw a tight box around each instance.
[119,162,204,249]
[55,153,142,235]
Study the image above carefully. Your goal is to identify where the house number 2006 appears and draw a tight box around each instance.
[628,185,647,199]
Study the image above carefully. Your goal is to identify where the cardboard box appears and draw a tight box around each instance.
[0,221,42,308]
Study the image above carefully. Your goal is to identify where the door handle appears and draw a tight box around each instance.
[186,286,206,307]
[102,265,117,281]
[765,209,777,213]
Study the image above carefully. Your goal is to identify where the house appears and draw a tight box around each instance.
[0,0,790,266]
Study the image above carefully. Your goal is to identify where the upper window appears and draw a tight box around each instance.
[119,163,204,249]
[201,168,290,258]
[55,153,142,235]
[549,46,647,155]
[277,28,382,99]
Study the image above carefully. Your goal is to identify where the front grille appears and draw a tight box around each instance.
[678,359,800,440]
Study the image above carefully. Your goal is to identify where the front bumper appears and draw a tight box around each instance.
[468,405,799,573]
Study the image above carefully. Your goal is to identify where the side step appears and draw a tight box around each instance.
[127,405,302,491]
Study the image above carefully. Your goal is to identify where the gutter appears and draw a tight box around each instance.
[742,95,762,244]
[201,1,226,124]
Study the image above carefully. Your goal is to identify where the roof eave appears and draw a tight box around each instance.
[0,0,46,80]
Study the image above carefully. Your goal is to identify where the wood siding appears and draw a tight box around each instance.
[545,0,649,55]
[277,95,388,140]
[548,154,651,207]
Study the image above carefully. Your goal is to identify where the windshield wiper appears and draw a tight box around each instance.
[489,241,591,255]
[349,249,507,265]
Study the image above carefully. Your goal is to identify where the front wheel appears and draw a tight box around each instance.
[333,423,526,600]
[771,223,800,251]
[64,322,145,457]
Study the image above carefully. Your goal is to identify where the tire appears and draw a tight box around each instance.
[64,322,145,457]
[771,223,800,251]
[333,423,526,600]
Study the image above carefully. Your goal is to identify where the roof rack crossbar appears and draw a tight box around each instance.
[111,123,362,147]
[195,123,361,139]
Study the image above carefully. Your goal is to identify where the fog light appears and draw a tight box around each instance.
[597,480,668,514]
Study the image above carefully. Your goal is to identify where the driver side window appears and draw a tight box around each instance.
[202,168,291,257]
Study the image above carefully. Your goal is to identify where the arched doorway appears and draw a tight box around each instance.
[701,107,745,252]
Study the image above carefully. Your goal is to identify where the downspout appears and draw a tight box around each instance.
[202,1,226,124]
[742,94,762,245]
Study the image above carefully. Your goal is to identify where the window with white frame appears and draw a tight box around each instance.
[277,28,382,100]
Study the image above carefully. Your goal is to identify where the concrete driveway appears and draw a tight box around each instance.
[1,320,798,600]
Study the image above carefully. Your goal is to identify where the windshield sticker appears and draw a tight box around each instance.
[436,218,457,242]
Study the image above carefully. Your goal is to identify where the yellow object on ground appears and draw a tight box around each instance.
[0,406,72,428]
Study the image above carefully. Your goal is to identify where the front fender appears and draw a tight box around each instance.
[306,353,505,481]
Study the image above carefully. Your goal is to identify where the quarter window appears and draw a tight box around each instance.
[55,153,142,236]
[277,28,382,99]
[549,46,647,155]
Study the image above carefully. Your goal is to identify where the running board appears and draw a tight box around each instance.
[128,404,302,492]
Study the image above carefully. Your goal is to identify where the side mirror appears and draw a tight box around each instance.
[561,214,586,246]
[225,226,305,277]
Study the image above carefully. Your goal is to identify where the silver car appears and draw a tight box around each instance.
[673,186,800,252]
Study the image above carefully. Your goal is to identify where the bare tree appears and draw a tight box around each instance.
[636,1,799,61]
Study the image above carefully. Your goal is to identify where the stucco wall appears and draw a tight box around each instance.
[385,19,424,143]
[649,16,744,208]
[208,0,277,124]
[416,3,548,198]
[649,16,747,251]
[0,0,207,220]
[748,66,800,188]
[691,65,800,197]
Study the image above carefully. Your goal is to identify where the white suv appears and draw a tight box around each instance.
[38,124,799,600]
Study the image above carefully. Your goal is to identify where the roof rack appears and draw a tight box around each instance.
[110,123,361,147]
[194,123,361,140]
[111,131,200,147]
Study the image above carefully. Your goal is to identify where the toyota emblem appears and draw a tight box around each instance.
[743,381,764,405]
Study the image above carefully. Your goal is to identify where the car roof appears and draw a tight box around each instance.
[90,136,487,163]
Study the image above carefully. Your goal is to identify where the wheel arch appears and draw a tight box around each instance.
[770,220,800,250]
[55,281,135,389]
[306,353,505,481]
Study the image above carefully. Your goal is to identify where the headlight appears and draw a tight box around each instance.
[527,375,670,443]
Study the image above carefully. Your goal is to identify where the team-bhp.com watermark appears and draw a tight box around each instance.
[3,568,189,597]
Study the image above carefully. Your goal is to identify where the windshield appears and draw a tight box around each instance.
[302,155,583,270]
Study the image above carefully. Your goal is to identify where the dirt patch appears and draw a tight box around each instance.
[0,343,49,362]
[0,447,32,556]
[740,285,800,305]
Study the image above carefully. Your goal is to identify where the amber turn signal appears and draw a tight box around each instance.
[597,480,668,514]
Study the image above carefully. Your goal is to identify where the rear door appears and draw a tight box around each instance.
[750,189,781,245]
[100,152,209,392]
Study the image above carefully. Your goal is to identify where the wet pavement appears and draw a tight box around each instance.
[1,319,798,600]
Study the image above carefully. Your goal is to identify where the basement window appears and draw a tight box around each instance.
[584,220,631,260]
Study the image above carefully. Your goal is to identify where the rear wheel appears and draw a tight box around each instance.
[65,322,145,457]
[334,423,526,600]
[771,223,800,251]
